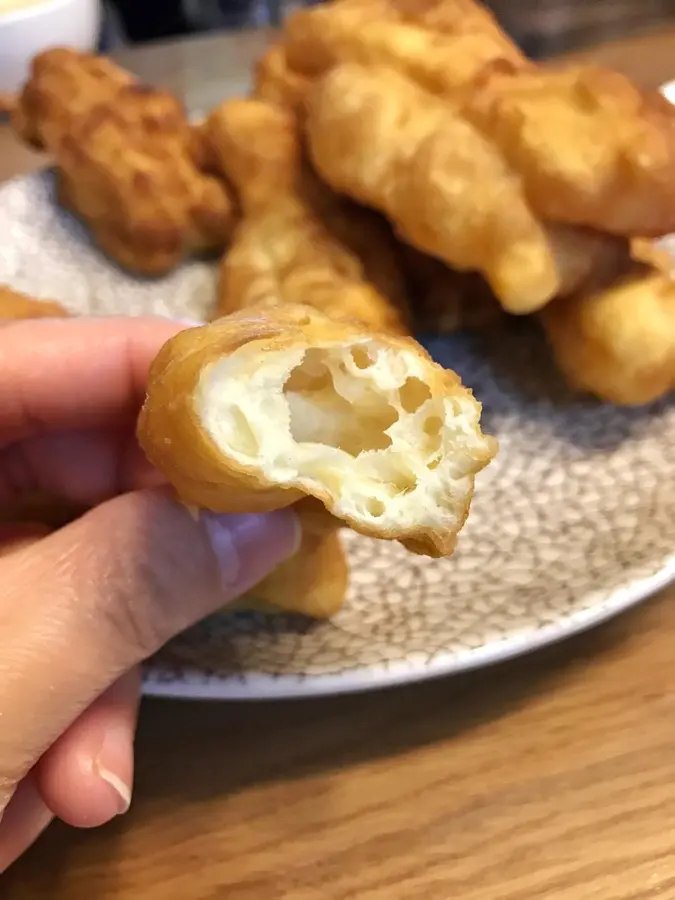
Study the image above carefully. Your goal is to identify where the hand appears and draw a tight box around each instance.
[0,316,299,872]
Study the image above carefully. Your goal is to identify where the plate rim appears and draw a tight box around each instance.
[142,552,675,700]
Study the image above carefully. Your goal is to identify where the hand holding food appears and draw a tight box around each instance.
[0,316,299,872]
[4,0,675,877]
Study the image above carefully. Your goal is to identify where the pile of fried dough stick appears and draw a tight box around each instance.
[4,0,675,617]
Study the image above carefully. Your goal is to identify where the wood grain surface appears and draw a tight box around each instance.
[3,25,675,900]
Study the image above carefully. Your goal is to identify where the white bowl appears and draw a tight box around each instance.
[0,0,101,94]
[661,80,675,105]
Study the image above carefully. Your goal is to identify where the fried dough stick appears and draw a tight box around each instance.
[307,63,627,314]
[137,304,496,568]
[277,0,675,237]
[10,47,134,149]
[139,303,497,618]
[462,63,675,238]
[10,49,237,275]
[204,97,410,335]
[0,285,69,320]
[55,94,237,276]
[255,0,524,110]
[286,0,523,88]
[254,42,313,118]
[541,259,675,406]
[201,99,411,615]
[242,498,349,618]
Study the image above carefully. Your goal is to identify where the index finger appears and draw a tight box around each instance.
[0,316,196,445]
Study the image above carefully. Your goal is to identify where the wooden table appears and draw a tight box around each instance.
[4,24,675,900]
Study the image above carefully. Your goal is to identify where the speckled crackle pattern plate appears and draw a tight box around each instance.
[2,171,675,700]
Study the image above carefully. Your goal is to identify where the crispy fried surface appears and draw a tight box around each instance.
[254,42,312,118]
[11,49,238,275]
[279,0,675,238]
[0,285,69,319]
[262,0,675,327]
[277,0,523,95]
[541,262,675,406]
[137,303,497,558]
[306,61,554,313]
[243,498,348,618]
[462,63,675,237]
[11,48,134,150]
[55,88,237,276]
[204,98,410,334]
[307,63,628,313]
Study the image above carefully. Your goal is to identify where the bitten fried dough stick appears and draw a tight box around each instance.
[241,498,348,618]
[137,304,496,560]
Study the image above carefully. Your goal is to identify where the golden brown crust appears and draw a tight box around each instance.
[280,0,675,240]
[243,499,349,618]
[461,63,675,238]
[252,0,675,322]
[281,0,523,94]
[253,42,312,118]
[11,49,238,276]
[53,89,236,276]
[10,48,134,150]
[203,98,410,334]
[306,62,649,315]
[306,62,559,314]
[540,261,675,406]
[0,285,69,319]
[137,304,496,558]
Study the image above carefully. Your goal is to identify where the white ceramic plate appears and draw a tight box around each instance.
[1,163,675,699]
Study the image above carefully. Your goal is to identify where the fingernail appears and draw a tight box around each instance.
[200,508,301,598]
[93,728,132,816]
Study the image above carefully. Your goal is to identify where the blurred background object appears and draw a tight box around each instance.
[107,0,289,39]
[488,0,675,57]
[0,0,101,93]
[106,0,675,58]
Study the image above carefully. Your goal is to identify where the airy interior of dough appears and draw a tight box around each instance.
[196,337,486,532]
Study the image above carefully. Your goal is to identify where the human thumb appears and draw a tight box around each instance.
[0,489,299,789]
